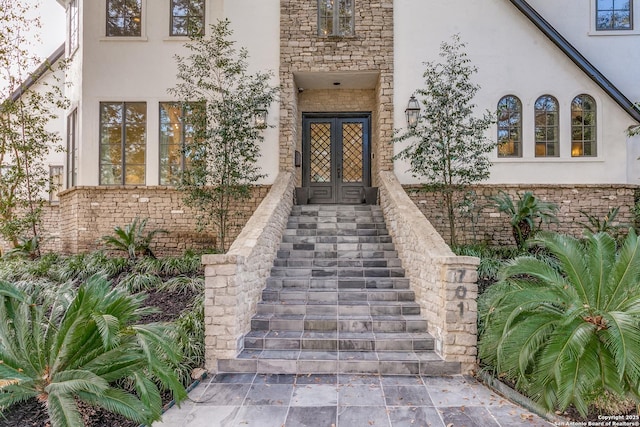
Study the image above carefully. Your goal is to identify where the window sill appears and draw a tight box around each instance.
[588,29,640,36]
[493,157,602,163]
[99,36,149,42]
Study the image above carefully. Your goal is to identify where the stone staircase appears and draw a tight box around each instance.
[217,204,460,375]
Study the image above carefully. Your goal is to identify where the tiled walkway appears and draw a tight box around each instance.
[153,373,554,427]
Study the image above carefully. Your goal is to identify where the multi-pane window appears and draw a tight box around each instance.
[68,0,79,54]
[534,95,559,157]
[318,0,355,37]
[596,0,632,30]
[171,0,205,36]
[159,102,201,185]
[49,166,64,203]
[106,0,142,37]
[571,95,597,157]
[99,102,146,185]
[66,109,78,188]
[497,96,522,158]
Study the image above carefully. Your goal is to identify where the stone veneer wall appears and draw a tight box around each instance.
[405,184,638,246]
[0,204,62,256]
[57,186,270,256]
[280,0,394,177]
[379,171,479,374]
[202,172,295,372]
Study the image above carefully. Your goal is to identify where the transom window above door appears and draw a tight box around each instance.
[318,0,355,37]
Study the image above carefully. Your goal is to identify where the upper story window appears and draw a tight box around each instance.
[596,0,632,30]
[534,95,559,157]
[99,102,147,185]
[106,0,142,37]
[318,0,355,37]
[571,95,597,157]
[497,95,522,158]
[67,0,79,54]
[171,0,205,37]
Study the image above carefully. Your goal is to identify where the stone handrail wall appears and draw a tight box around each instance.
[202,172,295,372]
[378,171,480,374]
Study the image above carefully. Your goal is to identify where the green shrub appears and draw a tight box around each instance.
[102,218,167,260]
[0,275,186,427]
[490,191,558,250]
[479,231,640,417]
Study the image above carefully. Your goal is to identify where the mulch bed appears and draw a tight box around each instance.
[0,288,197,427]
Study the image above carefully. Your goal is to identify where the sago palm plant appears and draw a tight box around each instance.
[479,230,640,417]
[0,275,187,427]
[102,217,167,260]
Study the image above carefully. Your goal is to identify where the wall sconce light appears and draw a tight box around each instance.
[254,109,268,129]
[405,95,420,129]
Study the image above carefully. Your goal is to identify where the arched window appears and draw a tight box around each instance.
[497,96,522,157]
[534,95,559,157]
[571,95,597,157]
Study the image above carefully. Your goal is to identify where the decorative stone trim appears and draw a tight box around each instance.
[202,172,295,372]
[378,171,480,374]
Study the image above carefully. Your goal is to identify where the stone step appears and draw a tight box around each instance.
[261,288,417,303]
[265,277,411,290]
[256,301,421,317]
[285,223,388,230]
[283,228,389,237]
[281,235,393,244]
[276,250,399,259]
[250,314,428,333]
[272,258,403,268]
[243,331,434,352]
[216,350,461,376]
[269,266,406,278]
[277,242,397,252]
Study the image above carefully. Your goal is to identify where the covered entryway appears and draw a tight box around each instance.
[302,113,371,204]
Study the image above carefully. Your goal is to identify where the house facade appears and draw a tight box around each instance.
[15,0,640,254]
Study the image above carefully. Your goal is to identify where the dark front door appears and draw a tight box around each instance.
[302,114,371,204]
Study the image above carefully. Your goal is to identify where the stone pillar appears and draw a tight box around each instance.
[440,257,479,374]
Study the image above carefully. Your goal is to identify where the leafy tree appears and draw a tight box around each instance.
[0,275,187,427]
[479,231,640,417]
[490,190,558,250]
[0,0,68,252]
[169,19,278,252]
[394,34,494,246]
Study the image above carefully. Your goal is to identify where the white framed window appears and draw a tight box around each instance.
[591,0,639,34]
[318,0,355,37]
[159,102,203,185]
[67,0,79,55]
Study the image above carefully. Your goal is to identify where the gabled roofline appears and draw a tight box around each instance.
[8,43,65,103]
[508,0,640,123]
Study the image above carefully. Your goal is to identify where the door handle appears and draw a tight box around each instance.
[337,162,342,179]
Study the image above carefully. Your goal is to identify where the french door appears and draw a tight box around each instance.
[302,114,371,204]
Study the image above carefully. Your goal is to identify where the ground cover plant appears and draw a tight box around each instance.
[0,249,205,427]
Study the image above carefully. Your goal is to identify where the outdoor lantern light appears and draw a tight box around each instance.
[254,109,268,129]
[405,95,420,128]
